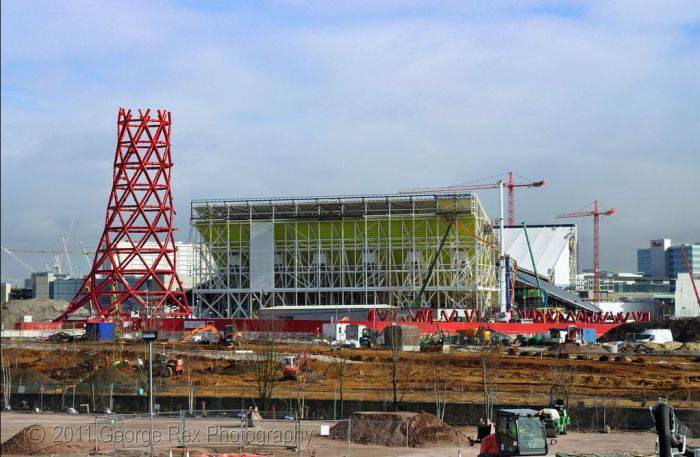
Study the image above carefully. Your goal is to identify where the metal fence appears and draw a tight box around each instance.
[90,410,352,456]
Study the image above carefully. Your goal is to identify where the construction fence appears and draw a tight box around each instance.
[92,410,351,456]
[5,381,699,437]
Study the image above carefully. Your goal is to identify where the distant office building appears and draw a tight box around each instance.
[577,271,672,299]
[637,248,651,275]
[9,287,33,300]
[674,273,699,318]
[1,283,10,304]
[667,244,700,278]
[650,239,671,277]
[50,278,84,303]
[636,240,699,278]
[30,272,55,300]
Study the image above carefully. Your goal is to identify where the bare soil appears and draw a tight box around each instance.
[2,339,699,408]
[0,424,98,455]
[329,411,466,447]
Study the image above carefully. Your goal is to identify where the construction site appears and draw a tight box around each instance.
[1,108,699,457]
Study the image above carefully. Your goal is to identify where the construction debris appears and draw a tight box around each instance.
[329,411,466,447]
[1,299,70,328]
[1,424,99,455]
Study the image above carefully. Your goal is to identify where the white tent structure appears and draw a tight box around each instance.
[498,225,577,287]
[674,273,700,318]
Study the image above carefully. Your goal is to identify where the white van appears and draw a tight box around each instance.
[635,329,673,344]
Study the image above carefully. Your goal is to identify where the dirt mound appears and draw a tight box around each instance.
[1,299,73,328]
[547,342,583,354]
[599,318,700,343]
[329,411,465,447]
[1,424,98,455]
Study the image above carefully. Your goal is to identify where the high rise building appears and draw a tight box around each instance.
[637,248,651,275]
[667,244,700,278]
[636,240,699,278]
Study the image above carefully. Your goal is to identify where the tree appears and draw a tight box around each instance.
[294,370,308,419]
[327,349,349,418]
[86,366,118,411]
[252,320,282,412]
[477,333,501,421]
[386,325,417,411]
[431,362,450,421]
[1,345,14,409]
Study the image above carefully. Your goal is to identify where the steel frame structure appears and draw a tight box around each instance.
[190,193,498,318]
[56,109,190,321]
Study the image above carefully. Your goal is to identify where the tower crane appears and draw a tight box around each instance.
[402,171,546,225]
[62,216,76,277]
[556,200,615,304]
[1,246,38,274]
[7,247,91,254]
[80,241,92,271]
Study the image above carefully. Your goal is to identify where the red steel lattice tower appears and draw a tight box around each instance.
[557,200,615,304]
[56,109,190,320]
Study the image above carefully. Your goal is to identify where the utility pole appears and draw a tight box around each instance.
[142,330,158,457]
[498,181,506,316]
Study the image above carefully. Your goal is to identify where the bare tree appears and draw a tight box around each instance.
[294,370,308,419]
[386,326,417,411]
[547,357,576,395]
[431,362,450,421]
[327,349,349,418]
[252,320,282,412]
[477,334,501,421]
[1,345,14,409]
[86,366,118,411]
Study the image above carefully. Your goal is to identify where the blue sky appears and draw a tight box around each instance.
[1,0,699,284]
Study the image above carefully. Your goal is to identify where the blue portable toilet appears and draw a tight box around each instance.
[98,321,116,341]
[85,321,116,341]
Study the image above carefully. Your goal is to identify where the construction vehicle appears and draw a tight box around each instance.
[479,409,548,456]
[359,328,380,348]
[281,353,310,380]
[420,331,446,352]
[540,383,570,438]
[153,353,184,379]
[182,325,221,344]
[458,327,492,345]
[652,401,694,457]
[220,324,241,346]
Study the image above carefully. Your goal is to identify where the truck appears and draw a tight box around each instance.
[325,323,366,349]
[634,329,673,344]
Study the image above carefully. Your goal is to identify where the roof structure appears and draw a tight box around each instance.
[516,270,600,313]
[499,225,576,286]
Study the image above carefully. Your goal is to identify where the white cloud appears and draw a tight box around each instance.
[1,1,699,282]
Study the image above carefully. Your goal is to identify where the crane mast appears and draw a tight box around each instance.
[556,200,615,304]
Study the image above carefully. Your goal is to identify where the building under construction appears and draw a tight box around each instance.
[190,193,498,318]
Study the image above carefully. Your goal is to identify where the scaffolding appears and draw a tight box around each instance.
[190,193,498,318]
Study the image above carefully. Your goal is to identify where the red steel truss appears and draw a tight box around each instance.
[56,109,190,320]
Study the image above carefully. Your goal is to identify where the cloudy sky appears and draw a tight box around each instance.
[1,1,699,284]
